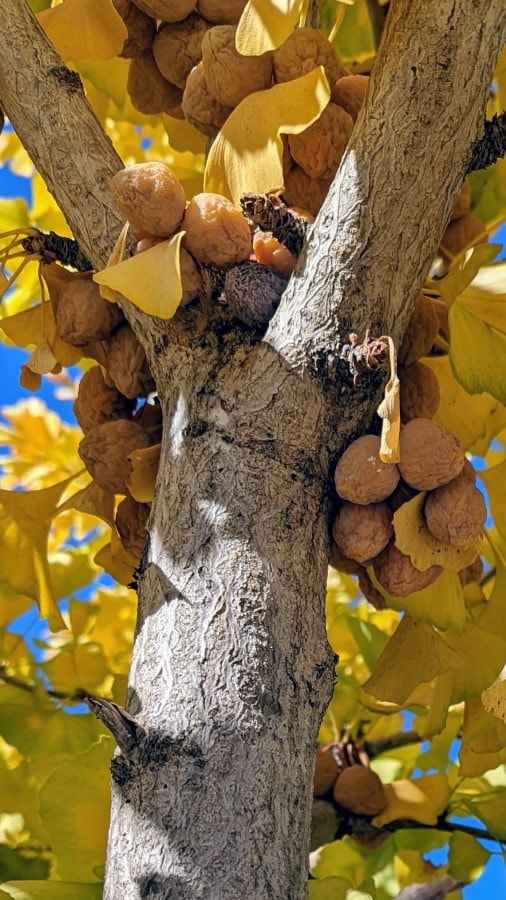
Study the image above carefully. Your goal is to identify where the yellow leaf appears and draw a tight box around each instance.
[459,696,506,776]
[25,338,58,375]
[94,530,137,586]
[393,492,482,573]
[0,300,82,368]
[424,355,506,454]
[372,773,450,827]
[93,234,184,318]
[236,0,305,55]
[204,68,330,206]
[481,458,506,545]
[127,443,161,503]
[96,221,130,303]
[482,670,506,724]
[38,0,127,61]
[56,480,115,529]
[441,623,506,702]
[362,616,461,705]
[377,336,400,463]
[0,475,79,630]
[163,114,207,156]
[449,295,506,404]
[385,569,466,632]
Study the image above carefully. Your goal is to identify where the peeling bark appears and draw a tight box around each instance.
[0,1,505,897]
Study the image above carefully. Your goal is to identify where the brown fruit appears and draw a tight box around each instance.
[73,366,136,434]
[55,275,124,346]
[133,399,164,442]
[182,193,252,265]
[153,14,208,89]
[328,543,362,576]
[424,471,486,549]
[197,0,246,24]
[288,103,353,180]
[179,247,202,305]
[332,502,393,564]
[373,541,442,597]
[399,362,440,423]
[132,0,195,21]
[105,324,155,399]
[113,0,155,58]
[273,27,341,87]
[182,62,233,136]
[283,164,331,217]
[333,765,387,816]
[127,50,183,115]
[79,420,153,495]
[398,294,439,365]
[330,75,369,121]
[440,211,486,259]
[314,748,341,797]
[110,162,186,238]
[202,25,273,107]
[224,262,287,329]
[351,828,390,851]
[398,418,465,490]
[116,494,151,559]
[357,568,387,610]
[450,181,471,221]
[334,434,400,506]
[310,800,340,852]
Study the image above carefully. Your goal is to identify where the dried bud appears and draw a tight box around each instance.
[224,262,287,329]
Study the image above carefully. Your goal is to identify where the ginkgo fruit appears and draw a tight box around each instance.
[399,361,440,422]
[153,14,208,90]
[201,25,273,108]
[197,0,246,24]
[272,27,341,87]
[132,0,195,21]
[55,275,124,347]
[113,0,155,58]
[79,419,154,495]
[182,62,233,137]
[333,765,387,817]
[224,261,287,328]
[288,102,354,180]
[73,365,136,434]
[397,418,465,490]
[398,293,439,365]
[115,494,151,559]
[330,75,369,122]
[127,49,183,115]
[334,434,400,505]
[182,192,252,265]
[332,502,393,565]
[424,469,487,549]
[110,162,187,238]
[313,747,341,797]
[373,541,443,597]
[104,323,155,399]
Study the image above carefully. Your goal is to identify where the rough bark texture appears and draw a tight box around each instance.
[0,1,505,898]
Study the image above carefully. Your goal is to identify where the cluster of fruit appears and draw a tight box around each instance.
[331,411,486,599]
[311,744,389,851]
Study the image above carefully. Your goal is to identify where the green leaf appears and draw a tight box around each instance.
[308,877,376,900]
[39,736,114,882]
[0,847,49,883]
[0,885,102,900]
[344,615,389,671]
[448,831,490,882]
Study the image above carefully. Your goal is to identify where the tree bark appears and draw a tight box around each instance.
[0,1,505,898]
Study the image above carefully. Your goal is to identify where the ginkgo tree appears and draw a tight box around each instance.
[0,1,506,899]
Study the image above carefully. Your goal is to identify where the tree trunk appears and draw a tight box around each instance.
[0,1,505,898]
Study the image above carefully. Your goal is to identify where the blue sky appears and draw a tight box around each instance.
[1,153,505,899]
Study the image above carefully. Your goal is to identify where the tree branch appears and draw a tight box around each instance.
[467,112,506,173]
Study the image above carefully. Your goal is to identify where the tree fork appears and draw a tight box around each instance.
[0,1,505,898]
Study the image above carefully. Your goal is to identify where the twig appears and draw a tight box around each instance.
[365,729,421,757]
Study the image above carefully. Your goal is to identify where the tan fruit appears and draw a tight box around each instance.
[79,420,153,495]
[450,181,471,221]
[182,62,233,136]
[332,502,393,565]
[398,418,465,490]
[105,324,155,399]
[424,471,486,549]
[197,0,246,24]
[330,75,369,121]
[179,247,202,305]
[398,294,439,365]
[399,362,440,422]
[440,211,486,259]
[113,0,155,58]
[202,25,273,107]
[373,541,442,597]
[334,434,400,505]
[357,568,386,610]
[73,366,136,434]
[252,231,296,279]
[288,104,353,180]
[153,14,208,89]
[283,164,331,217]
[127,50,183,116]
[116,494,151,558]
[273,27,341,87]
[110,162,186,239]
[333,765,387,816]
[132,0,195,22]
[314,748,341,797]
[182,192,252,265]
[55,276,124,346]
